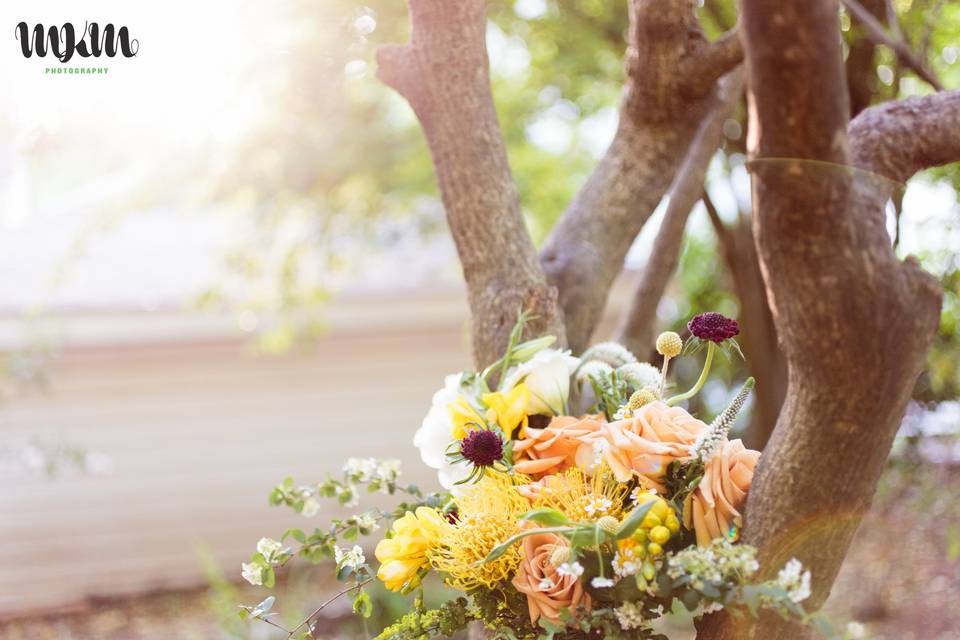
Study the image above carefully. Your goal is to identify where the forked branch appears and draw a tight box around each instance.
[540,0,743,352]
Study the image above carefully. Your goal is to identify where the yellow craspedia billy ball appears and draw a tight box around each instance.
[656,331,683,358]
[597,515,620,534]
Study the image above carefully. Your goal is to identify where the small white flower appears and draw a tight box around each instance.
[538,577,555,590]
[556,561,584,578]
[614,602,648,630]
[584,497,613,516]
[335,485,360,508]
[256,537,283,562]
[375,459,401,484]
[845,622,866,639]
[591,439,609,467]
[629,486,657,505]
[775,558,812,603]
[343,457,377,480]
[241,562,264,586]
[591,577,615,588]
[334,544,366,570]
[355,512,379,531]
[301,496,320,517]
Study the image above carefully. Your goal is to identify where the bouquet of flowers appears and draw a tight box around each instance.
[240,312,836,639]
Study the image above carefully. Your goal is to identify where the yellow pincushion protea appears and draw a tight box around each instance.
[532,465,630,522]
[431,471,530,590]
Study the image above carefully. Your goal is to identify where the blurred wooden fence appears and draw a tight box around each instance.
[0,284,633,619]
[0,292,477,618]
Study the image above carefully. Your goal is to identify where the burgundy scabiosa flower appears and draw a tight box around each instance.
[688,312,739,343]
[460,430,504,467]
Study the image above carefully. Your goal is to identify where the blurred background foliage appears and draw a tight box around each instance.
[17,0,956,401]
[182,0,959,414]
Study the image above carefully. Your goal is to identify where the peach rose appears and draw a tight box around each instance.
[684,439,760,546]
[511,529,591,624]
[513,471,578,502]
[575,402,707,490]
[513,415,603,478]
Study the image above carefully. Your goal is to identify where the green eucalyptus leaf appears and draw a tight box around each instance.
[482,526,575,564]
[519,507,573,527]
[681,589,701,612]
[615,501,656,540]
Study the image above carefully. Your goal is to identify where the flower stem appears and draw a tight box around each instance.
[658,356,672,398]
[665,342,716,406]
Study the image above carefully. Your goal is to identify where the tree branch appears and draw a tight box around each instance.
[698,1,943,638]
[616,69,745,353]
[840,0,945,91]
[540,0,734,353]
[377,0,564,367]
[679,28,744,94]
[850,90,960,182]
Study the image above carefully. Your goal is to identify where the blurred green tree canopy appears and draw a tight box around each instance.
[194,0,958,400]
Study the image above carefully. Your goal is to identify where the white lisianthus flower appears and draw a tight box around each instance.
[241,562,264,586]
[501,348,579,416]
[591,577,615,588]
[413,373,472,492]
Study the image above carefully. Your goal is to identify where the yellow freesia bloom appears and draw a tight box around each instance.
[447,396,486,440]
[374,507,447,592]
[482,383,530,436]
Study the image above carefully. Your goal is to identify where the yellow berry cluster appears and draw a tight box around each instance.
[631,492,681,555]
[614,492,681,587]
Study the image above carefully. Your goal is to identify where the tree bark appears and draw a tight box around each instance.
[616,69,745,355]
[845,0,885,116]
[703,197,787,449]
[696,2,947,638]
[377,0,564,368]
[540,0,742,353]
[849,90,960,182]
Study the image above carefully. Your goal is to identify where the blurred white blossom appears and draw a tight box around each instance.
[241,562,264,586]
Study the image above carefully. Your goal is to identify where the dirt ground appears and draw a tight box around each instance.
[2,461,957,640]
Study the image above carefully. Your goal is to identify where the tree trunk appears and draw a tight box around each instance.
[696,2,948,638]
[377,0,564,368]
